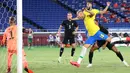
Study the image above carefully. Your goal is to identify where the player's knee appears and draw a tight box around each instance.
[112,46,119,53]
[84,44,91,48]
[90,49,94,52]
[114,49,119,53]
[107,37,112,42]
[71,43,76,48]
[72,46,75,48]
[61,44,65,48]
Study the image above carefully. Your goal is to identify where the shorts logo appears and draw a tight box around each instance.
[100,34,104,38]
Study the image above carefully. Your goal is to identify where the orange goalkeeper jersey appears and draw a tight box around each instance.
[2,25,17,51]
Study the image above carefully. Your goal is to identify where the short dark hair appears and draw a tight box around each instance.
[10,16,16,21]
[87,0,93,4]
[77,10,82,14]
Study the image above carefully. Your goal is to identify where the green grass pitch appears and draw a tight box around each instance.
[0,46,130,73]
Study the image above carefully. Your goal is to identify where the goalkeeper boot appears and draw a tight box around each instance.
[24,68,33,73]
[28,69,33,73]
[6,68,11,73]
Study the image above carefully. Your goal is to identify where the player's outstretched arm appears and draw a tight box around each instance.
[72,17,81,20]
[73,26,79,35]
[57,25,62,34]
[72,10,85,20]
[99,2,111,14]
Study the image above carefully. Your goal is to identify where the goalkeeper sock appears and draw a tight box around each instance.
[24,68,29,72]
[7,67,11,72]
[71,48,75,57]
[77,46,87,64]
[24,67,33,73]
[89,52,94,64]
[59,48,64,57]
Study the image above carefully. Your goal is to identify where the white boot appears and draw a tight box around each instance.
[58,57,62,63]
[123,60,129,67]
[87,64,92,68]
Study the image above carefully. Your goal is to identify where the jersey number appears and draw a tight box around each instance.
[69,25,71,29]
[9,30,14,39]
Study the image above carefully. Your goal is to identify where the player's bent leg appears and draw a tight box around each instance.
[70,36,96,67]
[107,43,129,67]
[23,56,33,73]
[87,43,99,68]
[22,50,33,73]
[106,37,112,42]
[23,56,28,68]
[70,44,91,67]
[70,43,76,62]
[111,46,129,67]
[7,52,13,73]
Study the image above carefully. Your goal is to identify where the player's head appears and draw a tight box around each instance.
[9,16,16,25]
[77,10,84,19]
[67,12,72,20]
[86,1,92,10]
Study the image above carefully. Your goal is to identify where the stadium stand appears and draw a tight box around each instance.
[0,0,42,31]
[0,0,130,31]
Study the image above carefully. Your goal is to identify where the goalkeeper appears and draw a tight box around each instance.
[1,17,33,73]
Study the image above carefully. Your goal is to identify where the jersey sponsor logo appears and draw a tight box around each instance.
[69,25,71,29]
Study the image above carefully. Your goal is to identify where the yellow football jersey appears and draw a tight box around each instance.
[83,9,100,36]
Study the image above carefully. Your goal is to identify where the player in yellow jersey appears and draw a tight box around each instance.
[70,1,112,67]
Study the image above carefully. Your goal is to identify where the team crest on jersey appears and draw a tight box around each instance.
[72,23,74,25]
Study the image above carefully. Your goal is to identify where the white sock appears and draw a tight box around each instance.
[59,57,61,59]
[123,60,129,66]
[77,46,87,64]
[120,38,126,41]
